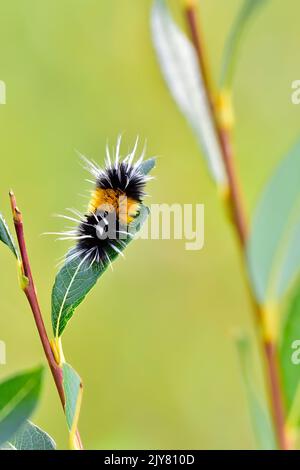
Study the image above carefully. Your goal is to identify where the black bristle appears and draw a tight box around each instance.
[96,162,146,202]
[75,160,148,265]
[76,213,125,264]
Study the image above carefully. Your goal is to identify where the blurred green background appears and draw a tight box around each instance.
[0,0,299,450]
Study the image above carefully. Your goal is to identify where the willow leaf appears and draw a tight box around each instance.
[151,0,226,186]
[0,213,18,258]
[10,421,56,450]
[0,442,16,450]
[220,0,269,87]
[235,334,276,449]
[140,157,156,176]
[63,363,82,449]
[52,205,149,337]
[247,140,300,303]
[280,285,300,425]
[0,367,44,446]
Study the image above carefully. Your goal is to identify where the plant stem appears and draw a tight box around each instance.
[9,191,83,450]
[264,341,287,448]
[184,3,289,450]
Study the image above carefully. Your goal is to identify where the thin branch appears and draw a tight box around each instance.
[184,3,289,450]
[185,4,247,247]
[9,191,83,450]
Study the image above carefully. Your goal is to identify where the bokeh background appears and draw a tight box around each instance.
[0,0,299,450]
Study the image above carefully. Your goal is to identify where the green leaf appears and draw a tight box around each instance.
[151,0,226,186]
[0,366,44,446]
[63,364,82,431]
[235,333,276,449]
[247,141,300,304]
[52,205,150,337]
[1,421,56,450]
[52,257,103,338]
[10,421,56,450]
[280,285,300,425]
[0,213,18,258]
[0,442,16,450]
[140,158,156,176]
[63,363,82,449]
[220,0,269,87]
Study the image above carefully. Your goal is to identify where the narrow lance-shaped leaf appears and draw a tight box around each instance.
[247,140,300,304]
[280,285,300,425]
[235,333,276,449]
[140,157,156,176]
[0,212,18,258]
[10,421,56,450]
[151,0,226,187]
[63,363,82,450]
[220,0,270,88]
[2,422,56,451]
[52,205,150,338]
[0,442,16,450]
[0,366,44,446]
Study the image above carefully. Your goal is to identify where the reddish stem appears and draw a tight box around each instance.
[264,341,287,449]
[184,4,288,450]
[9,191,83,450]
[218,128,248,246]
